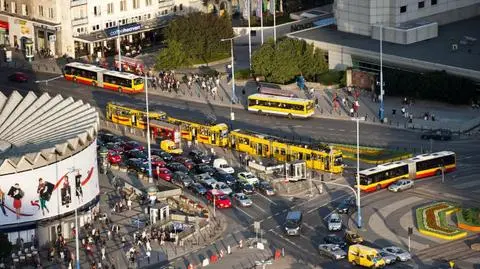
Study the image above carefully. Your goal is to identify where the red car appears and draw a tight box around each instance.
[154,167,172,181]
[205,190,232,209]
[122,141,145,151]
[150,156,166,167]
[107,151,122,164]
[172,156,194,170]
[8,72,28,82]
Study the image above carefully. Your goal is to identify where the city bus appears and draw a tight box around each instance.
[358,151,456,192]
[166,117,229,147]
[228,129,343,174]
[64,62,144,93]
[247,93,315,118]
[105,102,166,128]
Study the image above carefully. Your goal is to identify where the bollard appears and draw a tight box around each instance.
[274,249,281,260]
[227,245,231,254]
[239,239,243,249]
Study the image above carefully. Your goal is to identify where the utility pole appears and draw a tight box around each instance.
[378,25,384,122]
[247,0,252,69]
[117,21,122,72]
[145,74,153,183]
[273,0,276,44]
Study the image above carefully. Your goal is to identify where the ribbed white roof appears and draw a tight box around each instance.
[0,91,99,175]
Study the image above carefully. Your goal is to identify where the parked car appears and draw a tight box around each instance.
[318,244,347,260]
[212,158,234,174]
[212,182,233,196]
[194,173,217,189]
[172,156,194,170]
[122,140,145,151]
[154,168,172,182]
[323,234,347,249]
[125,158,148,173]
[237,172,259,185]
[8,72,28,82]
[124,149,148,160]
[172,171,194,187]
[420,129,452,141]
[105,142,125,154]
[381,246,411,262]
[327,213,342,231]
[234,181,255,195]
[388,179,414,192]
[107,151,122,164]
[257,181,275,196]
[189,150,212,164]
[99,133,124,144]
[150,156,167,168]
[345,230,363,244]
[188,182,207,196]
[232,193,253,207]
[192,164,216,176]
[205,189,232,208]
[151,149,173,162]
[377,249,396,265]
[166,162,189,174]
[213,171,237,186]
[337,197,355,214]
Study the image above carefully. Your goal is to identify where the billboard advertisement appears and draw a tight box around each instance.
[0,141,99,226]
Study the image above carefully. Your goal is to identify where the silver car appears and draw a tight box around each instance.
[382,246,411,262]
[388,179,414,192]
[378,250,396,264]
[318,244,347,260]
[232,193,253,207]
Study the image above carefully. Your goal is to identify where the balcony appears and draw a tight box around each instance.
[158,0,174,8]
[71,0,87,7]
[72,17,88,26]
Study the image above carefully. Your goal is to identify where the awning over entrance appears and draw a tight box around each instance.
[73,15,175,43]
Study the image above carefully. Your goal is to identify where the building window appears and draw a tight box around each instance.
[418,1,425,8]
[400,5,407,13]
[179,4,183,10]
[146,0,152,6]
[93,6,100,16]
[133,0,140,9]
[10,1,16,13]
[38,5,43,16]
[431,0,437,5]
[92,25,99,31]
[48,7,53,18]
[120,0,126,11]
[107,3,113,14]
[21,4,27,15]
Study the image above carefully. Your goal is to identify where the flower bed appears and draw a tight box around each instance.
[415,202,467,240]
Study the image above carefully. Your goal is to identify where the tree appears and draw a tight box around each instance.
[0,233,12,262]
[159,12,233,67]
[155,40,191,70]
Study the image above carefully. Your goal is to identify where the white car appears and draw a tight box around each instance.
[213,158,235,174]
[327,213,342,231]
[232,193,253,207]
[388,179,414,192]
[194,173,217,187]
[237,172,259,185]
[212,182,233,196]
[377,249,396,265]
[381,246,411,262]
[318,244,347,260]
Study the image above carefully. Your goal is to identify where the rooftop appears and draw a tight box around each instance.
[0,91,98,175]
[290,16,480,73]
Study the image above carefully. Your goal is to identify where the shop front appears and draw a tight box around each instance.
[0,15,9,46]
[33,22,61,57]
[7,17,34,51]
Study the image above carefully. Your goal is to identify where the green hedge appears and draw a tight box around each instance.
[459,208,480,226]
[315,70,345,86]
[234,68,251,80]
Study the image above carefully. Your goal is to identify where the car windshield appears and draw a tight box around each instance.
[350,233,359,239]
[218,195,228,200]
[285,220,298,228]
[238,195,247,200]
[246,174,254,178]
[330,218,341,223]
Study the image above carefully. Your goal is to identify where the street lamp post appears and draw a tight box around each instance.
[145,74,153,183]
[352,117,365,228]
[378,25,384,122]
[221,35,241,105]
[273,0,276,44]
[247,0,252,69]
[75,208,80,269]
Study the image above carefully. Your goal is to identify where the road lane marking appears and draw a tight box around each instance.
[255,193,278,206]
[234,206,255,220]
[303,223,316,231]
[252,203,269,214]
[338,129,346,132]
[328,128,335,131]
[299,234,311,241]
[304,193,349,215]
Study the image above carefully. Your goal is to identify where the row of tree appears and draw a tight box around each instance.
[252,38,328,84]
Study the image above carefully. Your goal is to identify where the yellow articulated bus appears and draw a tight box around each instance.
[166,117,229,147]
[106,102,167,128]
[247,93,315,118]
[229,129,343,174]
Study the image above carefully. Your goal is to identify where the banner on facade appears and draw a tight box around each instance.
[105,23,142,38]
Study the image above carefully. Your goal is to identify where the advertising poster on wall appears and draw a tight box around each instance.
[0,142,99,226]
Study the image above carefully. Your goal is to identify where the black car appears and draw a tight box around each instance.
[213,171,237,186]
[151,149,173,162]
[337,197,355,214]
[234,181,255,195]
[166,162,189,174]
[172,171,194,188]
[421,129,452,141]
[189,150,212,164]
[192,164,216,176]
[125,158,148,173]
[188,182,207,195]
[124,149,148,160]
[324,234,347,249]
[100,133,124,144]
[256,181,275,196]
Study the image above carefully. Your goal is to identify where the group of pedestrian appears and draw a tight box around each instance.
[186,73,221,97]
[148,70,180,92]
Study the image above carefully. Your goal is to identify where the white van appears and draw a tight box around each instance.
[213,158,235,174]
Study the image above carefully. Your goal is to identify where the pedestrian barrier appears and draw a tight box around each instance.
[202,258,209,267]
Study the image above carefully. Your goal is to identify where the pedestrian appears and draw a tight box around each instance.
[101,246,106,260]
[431,113,436,121]
[107,229,111,240]
[146,239,152,252]
[315,97,319,108]
[146,251,151,264]
[127,199,132,211]
[401,106,406,117]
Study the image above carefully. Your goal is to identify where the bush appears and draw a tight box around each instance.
[234,68,251,80]
[461,208,480,225]
[316,70,344,86]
